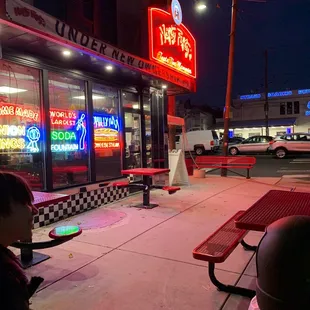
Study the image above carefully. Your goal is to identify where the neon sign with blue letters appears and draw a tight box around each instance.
[50,110,87,152]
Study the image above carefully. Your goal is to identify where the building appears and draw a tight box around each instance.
[0,0,196,227]
[215,89,310,138]
[176,100,216,131]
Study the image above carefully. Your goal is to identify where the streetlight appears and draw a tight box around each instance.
[195,1,207,12]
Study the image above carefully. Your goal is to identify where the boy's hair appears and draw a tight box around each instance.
[0,172,34,216]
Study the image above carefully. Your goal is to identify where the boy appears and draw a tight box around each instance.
[0,172,43,309]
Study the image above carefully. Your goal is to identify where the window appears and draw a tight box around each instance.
[93,83,121,181]
[243,137,255,144]
[49,73,88,188]
[261,137,273,143]
[212,130,219,140]
[0,60,44,190]
[280,102,286,115]
[296,134,310,141]
[285,135,295,141]
[294,101,300,114]
[287,102,292,115]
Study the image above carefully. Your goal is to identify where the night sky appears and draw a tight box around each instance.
[179,0,310,108]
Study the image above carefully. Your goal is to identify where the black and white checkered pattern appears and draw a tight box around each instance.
[33,186,128,228]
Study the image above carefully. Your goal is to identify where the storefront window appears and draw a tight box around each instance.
[49,73,88,188]
[0,60,44,190]
[93,83,121,180]
[123,92,141,169]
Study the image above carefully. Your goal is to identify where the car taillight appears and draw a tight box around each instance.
[269,141,274,145]
[210,140,214,146]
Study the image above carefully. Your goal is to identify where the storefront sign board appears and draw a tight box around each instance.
[5,0,195,92]
[148,8,196,79]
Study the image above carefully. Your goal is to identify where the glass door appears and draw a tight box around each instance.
[125,112,141,169]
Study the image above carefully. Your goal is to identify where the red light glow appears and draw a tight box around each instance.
[148,8,197,79]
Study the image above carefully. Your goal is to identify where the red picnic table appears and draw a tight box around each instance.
[235,190,310,232]
[16,191,70,268]
[121,168,170,209]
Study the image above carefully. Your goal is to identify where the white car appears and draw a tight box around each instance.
[268,133,310,158]
[228,135,273,155]
[175,129,220,155]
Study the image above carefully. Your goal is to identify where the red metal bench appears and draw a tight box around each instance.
[192,211,256,298]
[195,156,256,179]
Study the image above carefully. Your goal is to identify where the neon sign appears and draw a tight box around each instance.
[76,114,86,150]
[268,91,292,98]
[27,126,40,152]
[298,89,310,95]
[51,131,77,141]
[93,114,120,131]
[148,8,196,78]
[93,114,120,150]
[0,125,40,152]
[240,94,261,100]
[50,111,87,152]
[51,144,78,152]
[0,125,26,136]
[50,109,77,126]
[0,104,39,121]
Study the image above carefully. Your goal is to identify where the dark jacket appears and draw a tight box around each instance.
[0,246,43,310]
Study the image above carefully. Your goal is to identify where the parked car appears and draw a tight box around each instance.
[268,133,310,158]
[229,135,273,155]
[175,129,220,155]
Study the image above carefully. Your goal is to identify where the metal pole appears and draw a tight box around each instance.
[166,0,177,150]
[264,49,269,136]
[221,0,238,177]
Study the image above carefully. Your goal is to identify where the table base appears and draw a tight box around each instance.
[134,203,159,209]
[18,252,50,269]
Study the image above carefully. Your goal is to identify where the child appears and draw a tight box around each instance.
[0,172,43,309]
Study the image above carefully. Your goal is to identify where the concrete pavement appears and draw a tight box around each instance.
[15,175,310,310]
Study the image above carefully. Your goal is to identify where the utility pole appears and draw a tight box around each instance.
[221,0,238,177]
[264,49,269,136]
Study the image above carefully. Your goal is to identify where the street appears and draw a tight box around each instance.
[197,154,310,178]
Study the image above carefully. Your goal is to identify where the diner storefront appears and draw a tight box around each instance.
[0,0,196,226]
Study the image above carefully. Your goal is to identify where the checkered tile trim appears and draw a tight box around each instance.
[33,186,129,229]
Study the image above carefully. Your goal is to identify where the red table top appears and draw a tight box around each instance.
[121,168,170,176]
[235,190,310,232]
[32,191,70,208]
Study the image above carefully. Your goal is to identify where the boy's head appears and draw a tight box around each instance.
[0,172,37,245]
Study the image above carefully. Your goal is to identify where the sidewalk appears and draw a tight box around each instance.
[19,175,306,310]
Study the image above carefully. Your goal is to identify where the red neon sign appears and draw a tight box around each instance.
[148,8,197,79]
[0,103,39,121]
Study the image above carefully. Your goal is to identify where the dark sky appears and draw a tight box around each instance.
[179,0,310,108]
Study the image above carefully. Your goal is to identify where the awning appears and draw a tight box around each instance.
[0,0,196,95]
[214,118,296,129]
[168,115,184,126]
